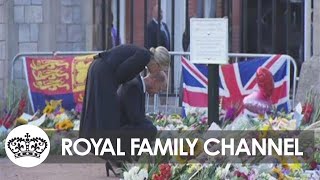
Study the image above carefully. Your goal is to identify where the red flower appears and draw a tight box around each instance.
[152,174,162,180]
[234,171,248,180]
[3,121,11,129]
[310,160,318,170]
[159,164,171,179]
[152,164,171,180]
[302,103,313,123]
[18,98,27,112]
[234,171,241,177]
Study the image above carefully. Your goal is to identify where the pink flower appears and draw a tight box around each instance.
[200,117,208,124]
[75,103,83,113]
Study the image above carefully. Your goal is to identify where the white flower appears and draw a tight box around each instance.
[176,124,184,129]
[123,166,148,180]
[166,124,175,130]
[156,126,163,130]
[214,166,228,179]
[55,113,69,122]
[72,120,80,130]
[257,172,277,180]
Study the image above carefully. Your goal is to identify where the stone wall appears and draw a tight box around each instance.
[56,0,86,51]
[0,0,8,97]
[0,0,96,98]
[296,0,320,105]
[12,0,92,52]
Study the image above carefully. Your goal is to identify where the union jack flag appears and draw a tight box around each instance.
[182,55,291,116]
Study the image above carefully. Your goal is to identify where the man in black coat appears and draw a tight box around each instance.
[117,71,167,136]
[146,5,170,50]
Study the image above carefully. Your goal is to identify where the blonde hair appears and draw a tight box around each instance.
[149,46,170,69]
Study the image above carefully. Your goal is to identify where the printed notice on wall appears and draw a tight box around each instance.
[190,18,229,64]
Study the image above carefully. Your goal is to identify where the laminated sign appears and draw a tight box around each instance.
[190,18,229,64]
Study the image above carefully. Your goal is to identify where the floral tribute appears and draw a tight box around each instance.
[1,88,320,179]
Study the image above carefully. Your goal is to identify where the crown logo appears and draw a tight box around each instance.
[7,133,48,158]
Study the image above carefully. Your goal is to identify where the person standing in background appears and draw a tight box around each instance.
[182,14,197,52]
[109,12,121,48]
[146,5,170,50]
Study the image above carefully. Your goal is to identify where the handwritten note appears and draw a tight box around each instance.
[190,18,229,64]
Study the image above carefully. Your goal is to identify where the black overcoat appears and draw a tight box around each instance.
[79,44,151,138]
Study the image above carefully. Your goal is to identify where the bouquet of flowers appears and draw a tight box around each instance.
[0,91,27,130]
[37,100,80,131]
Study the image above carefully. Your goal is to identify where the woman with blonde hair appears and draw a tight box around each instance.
[79,44,169,176]
[148,46,171,72]
[80,44,169,134]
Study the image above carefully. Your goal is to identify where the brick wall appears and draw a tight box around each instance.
[125,0,197,48]
[215,0,242,53]
[231,0,242,53]
[188,0,198,17]
[216,0,224,17]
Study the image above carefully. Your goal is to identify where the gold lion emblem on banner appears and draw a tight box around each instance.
[72,55,95,94]
[31,60,70,91]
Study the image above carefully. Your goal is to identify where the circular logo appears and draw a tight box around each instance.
[5,125,50,168]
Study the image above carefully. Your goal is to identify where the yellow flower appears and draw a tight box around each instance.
[187,163,201,174]
[259,124,271,139]
[55,119,74,131]
[287,157,301,172]
[287,163,301,172]
[59,107,65,113]
[16,118,28,125]
[260,124,271,131]
[278,156,302,172]
[43,100,62,114]
[170,114,181,119]
[258,114,265,120]
[272,167,285,180]
[43,105,54,114]
[49,100,62,109]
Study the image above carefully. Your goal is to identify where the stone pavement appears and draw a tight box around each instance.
[0,158,119,180]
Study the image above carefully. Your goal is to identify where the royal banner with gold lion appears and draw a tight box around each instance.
[24,55,95,112]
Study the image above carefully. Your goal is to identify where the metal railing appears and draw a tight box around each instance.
[11,51,298,115]
[10,51,101,112]
[149,52,298,114]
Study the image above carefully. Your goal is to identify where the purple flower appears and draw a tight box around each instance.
[75,103,83,113]
[200,117,208,124]
[282,168,290,175]
[156,113,164,120]
[225,107,236,121]
[248,170,257,180]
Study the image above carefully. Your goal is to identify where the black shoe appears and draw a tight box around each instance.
[105,161,121,177]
